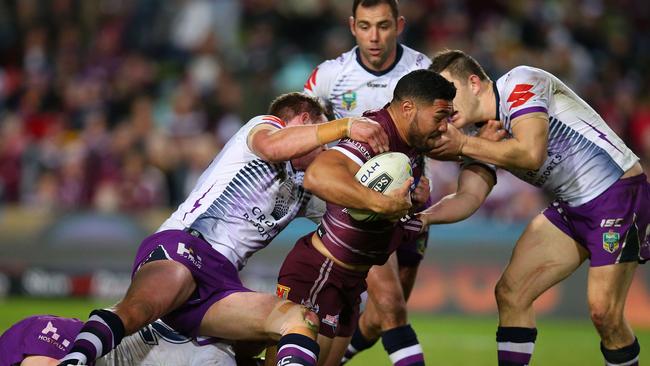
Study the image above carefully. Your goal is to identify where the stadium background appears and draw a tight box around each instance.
[0,0,649,364]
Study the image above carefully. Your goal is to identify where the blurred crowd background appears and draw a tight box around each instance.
[0,0,648,221]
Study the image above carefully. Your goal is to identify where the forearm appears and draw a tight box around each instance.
[304,164,387,212]
[418,192,482,225]
[461,136,541,170]
[254,118,350,162]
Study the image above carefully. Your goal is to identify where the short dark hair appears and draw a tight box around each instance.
[353,0,399,19]
[392,69,456,105]
[268,92,325,121]
[429,49,489,81]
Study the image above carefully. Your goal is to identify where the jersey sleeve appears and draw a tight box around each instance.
[502,66,552,120]
[330,137,376,166]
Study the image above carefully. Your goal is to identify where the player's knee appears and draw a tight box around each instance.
[495,277,523,310]
[589,301,622,331]
[375,292,407,316]
[265,300,320,340]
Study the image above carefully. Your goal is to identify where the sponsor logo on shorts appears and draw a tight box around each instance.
[322,313,339,330]
[38,321,70,351]
[176,242,202,269]
[602,230,620,253]
[342,90,357,111]
[300,299,320,314]
[276,284,291,300]
[600,218,624,228]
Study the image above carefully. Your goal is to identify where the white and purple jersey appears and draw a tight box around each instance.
[303,44,431,119]
[159,115,325,270]
[497,66,639,206]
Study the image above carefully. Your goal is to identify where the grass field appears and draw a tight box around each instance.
[1,297,648,365]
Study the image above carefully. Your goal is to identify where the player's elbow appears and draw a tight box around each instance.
[526,149,546,170]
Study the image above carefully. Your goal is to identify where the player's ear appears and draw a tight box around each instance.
[349,16,356,36]
[402,99,415,117]
[469,75,482,96]
[300,111,311,125]
[396,16,405,35]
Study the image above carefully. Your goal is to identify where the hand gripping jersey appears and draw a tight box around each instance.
[497,66,639,206]
[158,115,325,270]
[304,44,431,119]
[0,316,235,366]
[320,107,424,266]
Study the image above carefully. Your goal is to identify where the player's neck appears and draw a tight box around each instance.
[481,80,498,121]
[359,46,399,73]
[386,104,409,145]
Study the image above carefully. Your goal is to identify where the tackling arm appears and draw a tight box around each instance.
[458,112,549,170]
[248,117,388,163]
[418,164,495,225]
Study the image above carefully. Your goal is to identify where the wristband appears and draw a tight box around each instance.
[316,118,352,145]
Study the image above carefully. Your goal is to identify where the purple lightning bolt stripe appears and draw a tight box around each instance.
[578,117,623,153]
[183,183,216,220]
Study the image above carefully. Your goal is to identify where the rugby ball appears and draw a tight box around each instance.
[348,152,412,222]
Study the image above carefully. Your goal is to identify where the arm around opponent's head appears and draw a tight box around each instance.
[248,93,389,163]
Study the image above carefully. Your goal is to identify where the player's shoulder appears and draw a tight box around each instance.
[498,65,550,87]
[316,47,357,73]
[398,44,431,69]
[247,114,286,129]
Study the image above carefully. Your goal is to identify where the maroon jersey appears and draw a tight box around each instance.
[322,107,424,266]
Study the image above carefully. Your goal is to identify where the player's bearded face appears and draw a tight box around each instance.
[407,102,451,152]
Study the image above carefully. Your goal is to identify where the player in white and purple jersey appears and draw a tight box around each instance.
[0,315,236,366]
[57,92,391,366]
[302,1,436,364]
[428,50,649,366]
[277,70,455,366]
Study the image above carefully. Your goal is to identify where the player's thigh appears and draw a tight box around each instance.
[366,253,403,306]
[122,260,195,307]
[322,336,352,366]
[587,261,637,316]
[199,291,278,341]
[21,356,59,366]
[499,213,588,301]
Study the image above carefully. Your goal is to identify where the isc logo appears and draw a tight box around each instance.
[600,218,623,228]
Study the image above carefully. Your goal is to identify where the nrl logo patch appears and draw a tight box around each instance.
[602,230,620,253]
[341,91,357,111]
[276,284,291,300]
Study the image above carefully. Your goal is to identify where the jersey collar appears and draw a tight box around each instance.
[355,44,404,77]
[493,81,500,120]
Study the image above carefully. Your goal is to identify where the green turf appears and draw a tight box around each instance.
[1,297,648,365]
